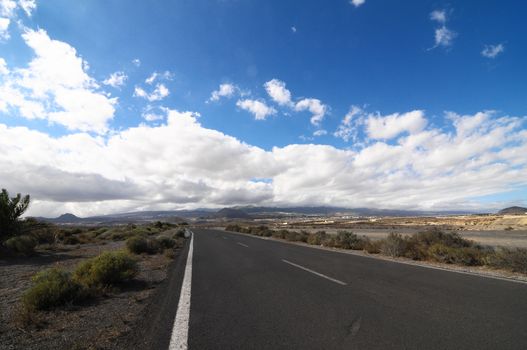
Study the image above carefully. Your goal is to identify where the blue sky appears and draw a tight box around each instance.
[0,0,526,216]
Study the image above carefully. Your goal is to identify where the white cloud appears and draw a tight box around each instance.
[145,72,157,85]
[434,26,456,48]
[0,17,9,40]
[0,57,7,74]
[0,28,116,133]
[48,88,116,132]
[291,26,297,33]
[350,0,365,7]
[430,10,446,24]
[208,83,237,102]
[295,98,328,126]
[313,129,327,137]
[264,79,293,107]
[365,110,427,139]
[430,10,456,49]
[236,99,276,120]
[132,58,141,67]
[143,112,164,122]
[0,109,525,216]
[334,105,363,142]
[145,70,173,85]
[481,44,504,59]
[0,0,37,39]
[134,83,169,101]
[18,0,36,16]
[102,71,127,88]
[0,0,17,17]
[142,105,169,122]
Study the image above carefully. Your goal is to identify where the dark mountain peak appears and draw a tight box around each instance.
[57,213,80,219]
[214,208,250,219]
[498,206,527,215]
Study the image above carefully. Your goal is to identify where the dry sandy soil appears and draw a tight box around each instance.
[0,232,183,350]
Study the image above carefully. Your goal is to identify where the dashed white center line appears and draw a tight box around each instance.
[282,259,347,286]
[236,242,249,248]
[168,231,194,350]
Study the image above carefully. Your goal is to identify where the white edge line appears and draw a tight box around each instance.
[168,231,194,350]
[222,230,527,286]
[282,259,347,286]
[236,242,249,248]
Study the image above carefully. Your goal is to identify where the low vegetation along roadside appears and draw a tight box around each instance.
[0,189,190,349]
[225,224,527,274]
[21,251,138,315]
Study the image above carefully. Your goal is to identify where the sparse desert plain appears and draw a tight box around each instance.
[265,214,527,248]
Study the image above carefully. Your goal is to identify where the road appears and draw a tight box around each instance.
[162,228,527,350]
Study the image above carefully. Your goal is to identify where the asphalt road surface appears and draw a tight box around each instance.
[163,228,527,350]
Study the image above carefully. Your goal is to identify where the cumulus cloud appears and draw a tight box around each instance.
[103,71,127,88]
[0,0,37,39]
[434,26,456,48]
[0,57,7,74]
[18,0,36,16]
[313,129,327,137]
[145,70,173,85]
[295,98,328,126]
[0,17,9,40]
[264,79,293,107]
[430,9,456,49]
[208,83,238,102]
[365,110,427,139]
[263,78,328,126]
[0,28,117,133]
[350,0,365,7]
[134,83,169,101]
[481,44,504,58]
[0,109,526,216]
[430,10,446,24]
[334,105,363,142]
[236,99,277,120]
[0,0,17,18]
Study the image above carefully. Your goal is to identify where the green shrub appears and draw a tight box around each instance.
[173,228,187,238]
[126,235,149,254]
[322,235,337,247]
[73,251,138,288]
[334,231,364,250]
[63,235,80,245]
[428,244,484,266]
[284,230,308,242]
[307,231,326,245]
[225,224,242,232]
[157,237,176,249]
[4,235,37,255]
[22,268,83,311]
[411,229,471,249]
[93,227,108,236]
[363,239,382,254]
[485,247,527,273]
[380,233,407,257]
[110,231,127,241]
[126,235,164,254]
[403,239,429,260]
[30,228,56,244]
[272,229,289,239]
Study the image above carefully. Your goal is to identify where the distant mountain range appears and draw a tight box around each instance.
[33,206,483,224]
[498,206,527,215]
